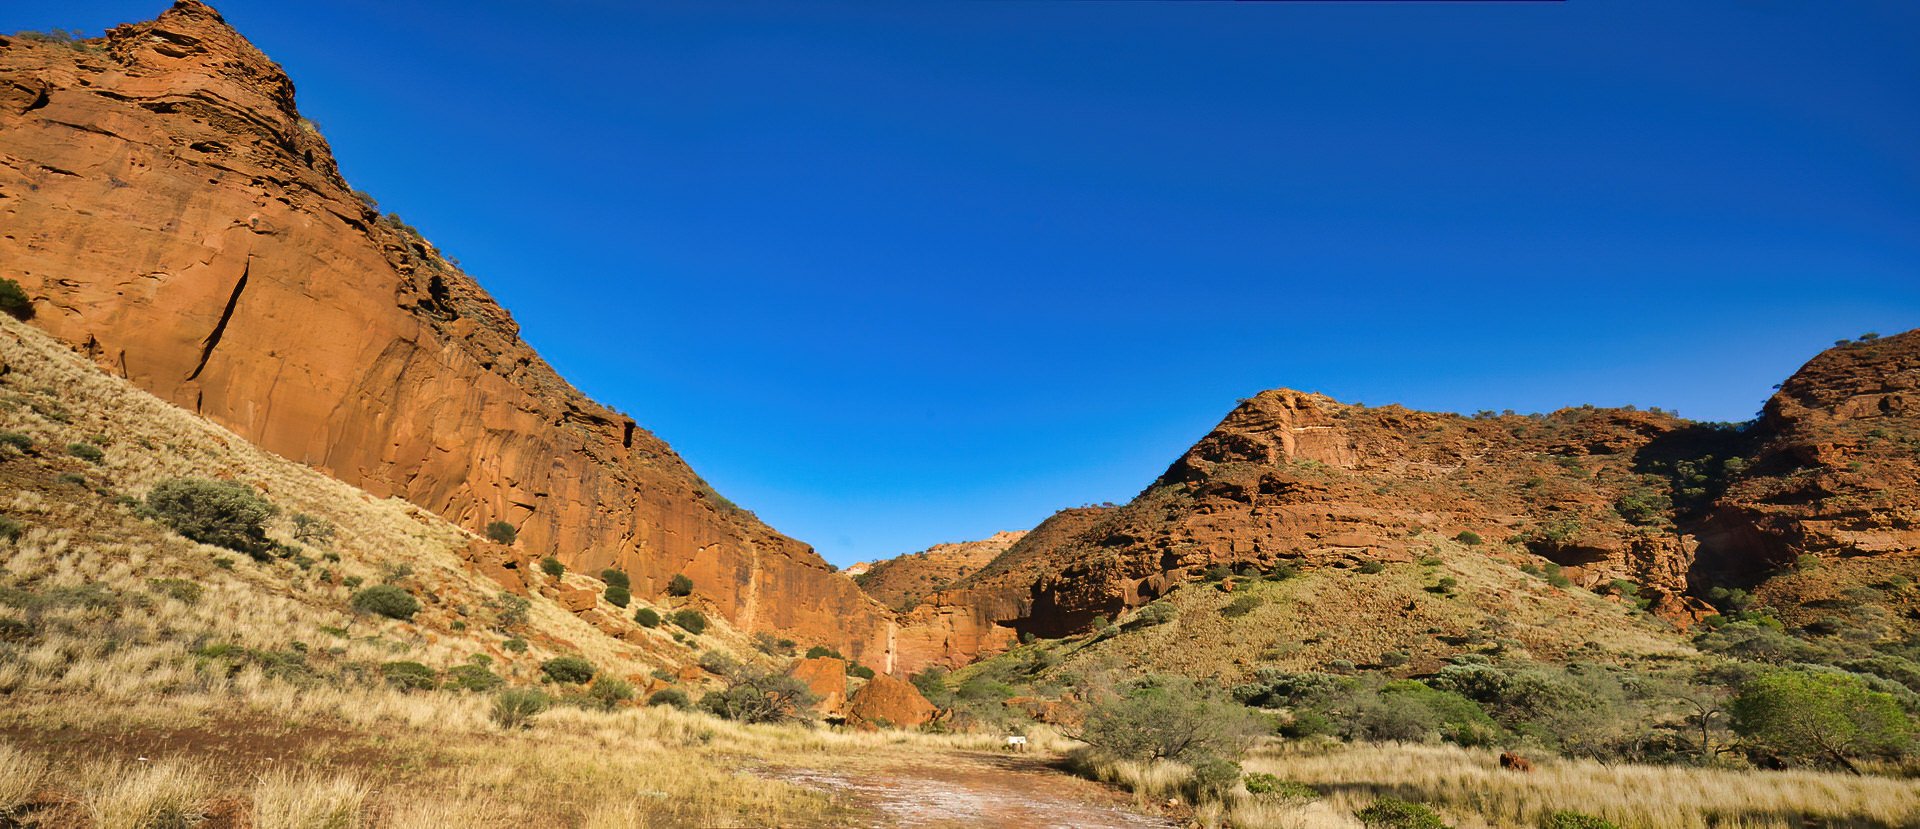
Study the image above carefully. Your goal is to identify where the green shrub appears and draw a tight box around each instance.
[848,663,875,680]
[586,676,635,711]
[1222,595,1263,618]
[805,645,842,659]
[0,515,23,541]
[668,573,694,596]
[604,585,630,608]
[146,478,279,558]
[1540,812,1619,829]
[503,637,528,653]
[1080,676,1264,763]
[1243,773,1317,798]
[349,584,419,621]
[446,663,503,692]
[1355,797,1449,828]
[541,655,595,684]
[1729,669,1914,770]
[484,520,517,544]
[671,609,707,635]
[0,278,31,320]
[1131,603,1177,626]
[601,569,630,590]
[633,607,660,627]
[491,688,548,728]
[66,442,104,463]
[1359,560,1386,574]
[1185,757,1241,803]
[341,575,363,589]
[647,688,690,709]
[0,433,31,453]
[1453,530,1482,546]
[381,661,438,691]
[540,556,563,578]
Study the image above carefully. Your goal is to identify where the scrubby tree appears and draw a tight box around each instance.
[349,584,420,621]
[146,478,279,558]
[1729,669,1915,772]
[0,278,32,320]
[668,573,694,596]
[540,556,564,578]
[600,568,630,589]
[484,520,517,544]
[1075,675,1263,764]
[700,667,820,724]
[633,607,660,627]
[604,585,631,608]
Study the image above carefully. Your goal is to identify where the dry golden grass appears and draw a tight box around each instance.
[1233,741,1920,829]
[1060,545,1692,685]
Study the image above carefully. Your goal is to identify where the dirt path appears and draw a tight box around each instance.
[768,751,1182,829]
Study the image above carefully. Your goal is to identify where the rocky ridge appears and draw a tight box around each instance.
[0,2,898,662]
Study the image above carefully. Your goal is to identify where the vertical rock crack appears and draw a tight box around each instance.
[186,257,247,381]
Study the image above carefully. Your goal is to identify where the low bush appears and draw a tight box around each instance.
[1185,757,1241,803]
[604,585,631,608]
[503,637,528,653]
[1130,603,1177,627]
[848,663,875,679]
[601,568,630,589]
[484,520,517,544]
[1540,812,1619,829]
[668,573,694,596]
[805,645,843,659]
[540,556,564,578]
[66,442,104,463]
[145,578,203,605]
[381,661,437,691]
[587,676,635,711]
[700,669,819,724]
[671,609,707,635]
[1221,595,1263,618]
[491,688,548,729]
[447,663,503,692]
[1359,560,1386,574]
[0,515,24,541]
[1356,797,1449,828]
[1454,530,1482,546]
[146,478,279,558]
[633,607,660,627]
[541,656,595,685]
[0,278,32,320]
[349,584,419,621]
[1078,675,1263,763]
[1243,773,1317,799]
[0,433,31,453]
[647,688,690,709]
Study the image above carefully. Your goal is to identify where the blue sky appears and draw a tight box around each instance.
[15,1,1919,567]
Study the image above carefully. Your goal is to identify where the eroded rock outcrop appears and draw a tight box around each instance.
[0,2,895,661]
[844,672,936,730]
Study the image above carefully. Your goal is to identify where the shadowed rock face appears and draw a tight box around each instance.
[0,1,895,662]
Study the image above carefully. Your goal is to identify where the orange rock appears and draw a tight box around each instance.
[558,588,599,613]
[788,657,849,715]
[845,673,935,729]
[0,0,899,664]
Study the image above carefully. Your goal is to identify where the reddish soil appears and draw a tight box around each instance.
[770,751,1180,829]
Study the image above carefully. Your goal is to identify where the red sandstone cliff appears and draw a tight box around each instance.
[0,2,897,661]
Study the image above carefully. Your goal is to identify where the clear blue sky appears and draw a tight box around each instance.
[15,1,1920,567]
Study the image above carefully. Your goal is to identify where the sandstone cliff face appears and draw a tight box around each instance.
[0,2,895,661]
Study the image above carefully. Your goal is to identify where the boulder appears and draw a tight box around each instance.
[845,673,935,730]
[788,657,849,715]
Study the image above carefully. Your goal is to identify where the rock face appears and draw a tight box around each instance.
[1701,331,1920,575]
[844,673,936,730]
[856,530,1027,612]
[788,656,849,716]
[0,2,896,661]
[902,334,1920,657]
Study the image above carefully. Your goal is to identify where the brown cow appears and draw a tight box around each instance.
[1499,752,1533,772]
